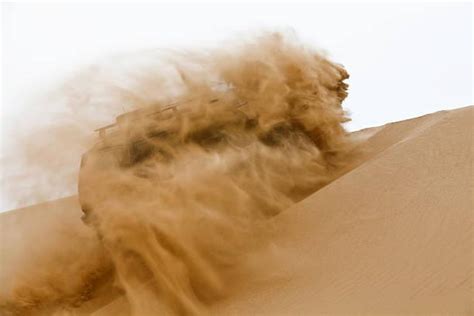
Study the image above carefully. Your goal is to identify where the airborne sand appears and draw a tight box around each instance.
[1,106,472,315]
[2,33,358,315]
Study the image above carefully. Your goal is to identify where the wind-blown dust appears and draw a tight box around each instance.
[1,33,355,315]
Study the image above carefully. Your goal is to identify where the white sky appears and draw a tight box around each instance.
[0,2,472,210]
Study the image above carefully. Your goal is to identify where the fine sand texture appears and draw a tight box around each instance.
[1,106,472,315]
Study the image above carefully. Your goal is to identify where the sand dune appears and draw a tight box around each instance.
[209,106,473,315]
[1,106,472,315]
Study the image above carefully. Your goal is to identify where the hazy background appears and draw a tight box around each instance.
[1,2,472,211]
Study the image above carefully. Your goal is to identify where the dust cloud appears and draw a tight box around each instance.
[1,32,355,315]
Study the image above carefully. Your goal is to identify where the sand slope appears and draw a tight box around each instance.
[0,197,82,287]
[210,106,473,315]
[1,106,472,315]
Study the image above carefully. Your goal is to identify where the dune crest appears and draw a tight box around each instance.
[1,106,471,315]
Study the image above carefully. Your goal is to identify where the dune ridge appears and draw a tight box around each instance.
[210,105,473,315]
[1,106,471,315]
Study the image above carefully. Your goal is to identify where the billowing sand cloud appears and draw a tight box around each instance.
[1,33,357,315]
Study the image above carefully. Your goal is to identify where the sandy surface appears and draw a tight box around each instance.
[1,106,472,315]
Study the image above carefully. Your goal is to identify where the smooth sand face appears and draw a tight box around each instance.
[1,106,472,315]
[209,106,473,315]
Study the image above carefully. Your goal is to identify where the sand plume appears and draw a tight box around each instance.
[1,32,354,315]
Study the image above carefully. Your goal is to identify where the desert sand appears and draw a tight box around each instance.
[1,106,472,315]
